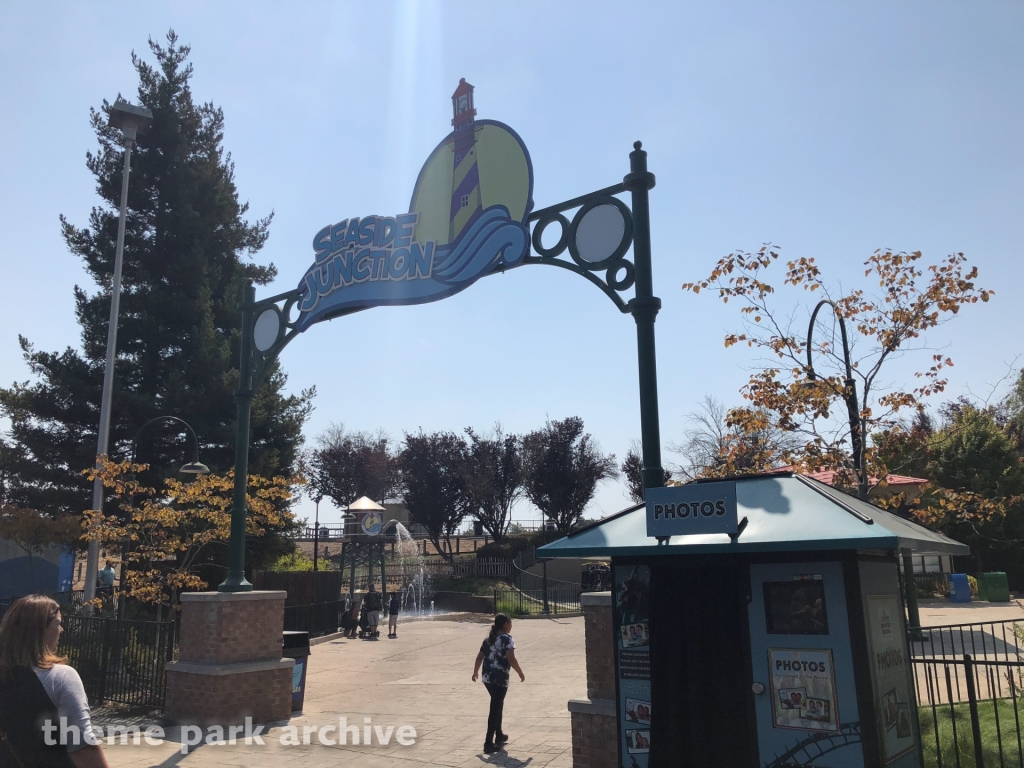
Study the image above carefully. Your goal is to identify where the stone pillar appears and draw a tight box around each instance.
[165,591,294,726]
[568,591,618,768]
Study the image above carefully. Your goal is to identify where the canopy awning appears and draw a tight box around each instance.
[538,474,969,559]
[346,496,386,512]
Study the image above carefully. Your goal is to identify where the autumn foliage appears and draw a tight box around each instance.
[82,457,297,609]
[682,247,992,484]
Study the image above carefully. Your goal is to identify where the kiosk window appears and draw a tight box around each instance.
[764,581,829,635]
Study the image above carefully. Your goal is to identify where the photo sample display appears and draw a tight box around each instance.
[768,648,839,732]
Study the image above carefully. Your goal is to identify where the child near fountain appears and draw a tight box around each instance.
[388,592,400,638]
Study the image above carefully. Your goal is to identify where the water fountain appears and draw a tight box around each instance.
[390,522,434,617]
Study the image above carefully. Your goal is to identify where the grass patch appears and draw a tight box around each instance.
[494,590,542,616]
[920,697,1024,767]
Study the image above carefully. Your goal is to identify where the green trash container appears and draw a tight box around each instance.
[979,572,1011,602]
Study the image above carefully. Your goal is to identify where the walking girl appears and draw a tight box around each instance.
[471,613,525,754]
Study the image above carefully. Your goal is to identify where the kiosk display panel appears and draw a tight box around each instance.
[764,578,830,635]
[614,564,651,768]
[859,561,921,767]
[749,561,864,767]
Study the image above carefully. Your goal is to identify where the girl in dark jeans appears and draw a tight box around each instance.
[472,613,525,754]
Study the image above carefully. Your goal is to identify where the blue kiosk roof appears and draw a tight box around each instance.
[537,474,969,559]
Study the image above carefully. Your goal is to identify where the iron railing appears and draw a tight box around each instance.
[283,600,346,638]
[911,618,1024,767]
[911,618,1022,665]
[59,615,175,711]
[0,590,85,622]
[493,585,582,617]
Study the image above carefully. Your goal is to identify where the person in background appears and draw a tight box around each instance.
[344,598,360,639]
[95,561,116,611]
[387,592,400,638]
[471,613,525,754]
[364,583,383,639]
[0,595,109,768]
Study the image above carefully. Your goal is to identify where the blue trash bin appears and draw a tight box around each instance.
[948,573,972,603]
[283,631,310,712]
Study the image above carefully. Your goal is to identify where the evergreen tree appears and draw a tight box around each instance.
[0,33,312,569]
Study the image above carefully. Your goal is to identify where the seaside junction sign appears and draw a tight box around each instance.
[220,78,666,592]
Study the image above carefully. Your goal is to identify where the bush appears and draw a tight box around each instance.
[475,529,563,559]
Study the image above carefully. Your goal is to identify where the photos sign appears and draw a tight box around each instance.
[645,481,738,537]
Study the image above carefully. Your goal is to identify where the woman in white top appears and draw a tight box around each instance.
[0,595,109,768]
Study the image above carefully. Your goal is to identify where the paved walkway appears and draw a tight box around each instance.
[98,600,1024,768]
[102,614,585,768]
[918,598,1024,625]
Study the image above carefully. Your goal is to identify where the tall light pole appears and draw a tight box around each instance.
[83,100,153,609]
[805,299,869,502]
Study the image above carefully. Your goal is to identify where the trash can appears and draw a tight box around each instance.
[282,631,311,712]
[948,573,972,603]
[979,572,1011,602]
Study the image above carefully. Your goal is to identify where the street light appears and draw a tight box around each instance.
[312,493,323,574]
[116,415,208,620]
[129,416,209,476]
[84,99,154,610]
[804,299,869,502]
[806,301,924,638]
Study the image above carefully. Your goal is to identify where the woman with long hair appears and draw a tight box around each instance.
[471,613,525,754]
[0,595,108,768]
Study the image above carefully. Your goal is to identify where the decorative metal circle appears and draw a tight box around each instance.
[568,196,632,270]
[532,213,570,258]
[253,307,282,352]
[606,260,635,292]
[285,296,301,325]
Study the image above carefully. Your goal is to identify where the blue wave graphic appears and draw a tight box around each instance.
[432,206,528,283]
[294,205,528,330]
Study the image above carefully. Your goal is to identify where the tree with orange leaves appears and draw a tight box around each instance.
[682,247,992,496]
[82,458,298,614]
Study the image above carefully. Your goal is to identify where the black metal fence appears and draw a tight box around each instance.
[0,590,85,622]
[494,585,582,617]
[59,615,175,711]
[283,599,346,638]
[911,619,1024,767]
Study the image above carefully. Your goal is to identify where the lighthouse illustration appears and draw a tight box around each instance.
[295,80,535,328]
[449,78,483,244]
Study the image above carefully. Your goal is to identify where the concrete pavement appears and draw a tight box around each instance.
[101,614,585,768]
[96,599,1024,768]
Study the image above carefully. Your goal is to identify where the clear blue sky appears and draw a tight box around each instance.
[2,2,1022,527]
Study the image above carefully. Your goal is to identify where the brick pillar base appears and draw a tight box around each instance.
[165,591,294,726]
[569,699,618,768]
[567,591,618,768]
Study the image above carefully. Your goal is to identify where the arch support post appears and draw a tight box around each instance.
[220,283,257,592]
[624,142,665,494]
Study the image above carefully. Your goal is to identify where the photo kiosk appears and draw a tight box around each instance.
[539,472,968,768]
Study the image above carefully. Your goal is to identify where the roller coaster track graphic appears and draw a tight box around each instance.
[763,722,862,768]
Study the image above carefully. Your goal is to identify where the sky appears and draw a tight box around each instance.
[1,1,1023,528]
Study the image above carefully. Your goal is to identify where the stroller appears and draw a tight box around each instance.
[357,605,372,638]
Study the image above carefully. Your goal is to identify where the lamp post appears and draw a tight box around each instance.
[312,494,323,573]
[83,100,154,610]
[805,299,869,503]
[805,301,922,636]
[117,415,209,621]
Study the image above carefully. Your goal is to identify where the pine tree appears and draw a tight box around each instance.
[0,32,312,566]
